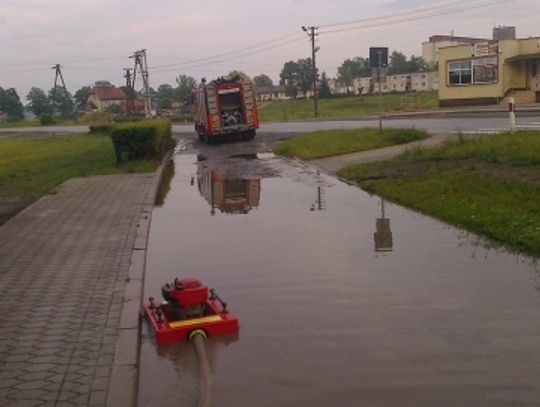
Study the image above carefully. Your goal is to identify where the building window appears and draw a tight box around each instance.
[473,57,498,83]
[448,60,472,85]
[532,63,538,78]
[448,57,497,85]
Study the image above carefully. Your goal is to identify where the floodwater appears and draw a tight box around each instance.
[138,137,540,407]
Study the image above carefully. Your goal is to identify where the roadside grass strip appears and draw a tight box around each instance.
[0,134,157,213]
[274,128,429,160]
[339,130,540,255]
[259,91,438,121]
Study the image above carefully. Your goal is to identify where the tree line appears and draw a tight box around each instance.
[0,50,432,122]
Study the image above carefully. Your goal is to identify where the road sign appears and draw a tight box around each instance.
[369,47,388,68]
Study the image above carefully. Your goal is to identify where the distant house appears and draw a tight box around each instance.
[353,71,438,95]
[327,78,348,95]
[255,85,289,101]
[86,85,126,112]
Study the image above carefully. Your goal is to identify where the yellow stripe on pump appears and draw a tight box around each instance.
[169,315,222,328]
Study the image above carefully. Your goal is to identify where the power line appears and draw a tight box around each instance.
[151,37,306,74]
[319,0,513,35]
[319,0,491,29]
[149,32,304,71]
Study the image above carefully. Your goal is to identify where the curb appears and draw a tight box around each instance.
[107,149,174,407]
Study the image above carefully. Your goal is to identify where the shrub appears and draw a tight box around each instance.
[89,123,116,134]
[111,119,174,163]
[39,113,56,125]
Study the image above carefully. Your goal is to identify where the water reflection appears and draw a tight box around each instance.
[196,163,260,216]
[155,159,175,207]
[310,169,326,211]
[374,199,393,252]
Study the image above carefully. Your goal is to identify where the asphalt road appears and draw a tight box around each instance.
[1,115,540,135]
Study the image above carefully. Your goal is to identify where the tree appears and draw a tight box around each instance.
[408,55,429,73]
[157,84,174,108]
[228,70,251,81]
[296,58,315,97]
[284,83,298,99]
[279,59,316,98]
[253,74,273,88]
[319,72,332,98]
[337,57,370,95]
[388,51,409,74]
[0,87,24,120]
[74,86,91,111]
[174,74,197,103]
[49,87,74,118]
[26,87,52,116]
[94,80,113,87]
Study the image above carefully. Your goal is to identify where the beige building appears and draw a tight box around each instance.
[438,37,540,106]
[422,35,489,65]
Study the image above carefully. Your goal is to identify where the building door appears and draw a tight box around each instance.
[529,61,540,102]
[529,61,540,91]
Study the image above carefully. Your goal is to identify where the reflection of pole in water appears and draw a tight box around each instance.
[374,199,393,252]
[310,169,326,211]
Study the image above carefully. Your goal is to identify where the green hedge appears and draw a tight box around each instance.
[89,123,116,134]
[110,119,173,163]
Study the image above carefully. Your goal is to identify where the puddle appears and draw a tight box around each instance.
[138,143,540,406]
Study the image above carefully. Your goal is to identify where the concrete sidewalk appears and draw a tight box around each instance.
[0,172,159,406]
[311,133,457,175]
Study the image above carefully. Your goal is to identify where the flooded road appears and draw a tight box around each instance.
[138,135,540,407]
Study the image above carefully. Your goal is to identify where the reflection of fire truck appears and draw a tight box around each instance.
[192,76,259,144]
[197,165,260,215]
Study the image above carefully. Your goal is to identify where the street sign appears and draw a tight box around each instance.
[369,47,388,68]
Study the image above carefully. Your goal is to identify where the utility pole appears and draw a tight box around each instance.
[377,51,383,133]
[130,49,151,118]
[52,64,67,91]
[302,26,319,118]
[123,68,133,119]
[51,64,68,114]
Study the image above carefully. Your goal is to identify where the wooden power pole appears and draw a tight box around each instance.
[302,26,319,118]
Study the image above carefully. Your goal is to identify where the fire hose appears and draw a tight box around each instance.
[189,329,212,407]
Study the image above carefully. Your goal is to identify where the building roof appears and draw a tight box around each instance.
[92,86,126,101]
[427,35,489,44]
[505,53,540,63]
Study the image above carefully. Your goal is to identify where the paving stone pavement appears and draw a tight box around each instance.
[0,174,153,407]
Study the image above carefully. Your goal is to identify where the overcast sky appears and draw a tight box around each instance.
[1,0,539,98]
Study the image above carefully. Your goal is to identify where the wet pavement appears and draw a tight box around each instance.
[0,174,153,407]
[3,114,540,136]
[138,134,540,407]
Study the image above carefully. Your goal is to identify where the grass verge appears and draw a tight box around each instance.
[0,133,157,224]
[259,91,438,121]
[274,128,429,160]
[338,131,540,255]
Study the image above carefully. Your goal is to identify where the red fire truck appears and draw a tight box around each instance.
[192,76,259,143]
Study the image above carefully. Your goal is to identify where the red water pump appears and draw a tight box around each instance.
[144,278,239,345]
